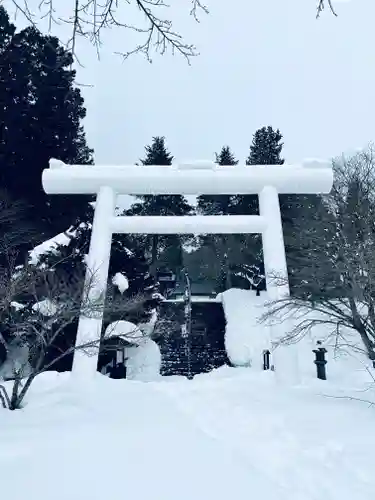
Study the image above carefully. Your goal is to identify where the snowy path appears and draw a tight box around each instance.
[1,369,374,500]
[157,369,375,500]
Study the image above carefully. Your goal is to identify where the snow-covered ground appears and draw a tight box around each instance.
[0,367,374,500]
[1,287,374,499]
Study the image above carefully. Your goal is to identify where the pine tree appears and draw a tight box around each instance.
[197,146,238,215]
[246,126,284,166]
[232,127,285,290]
[30,225,159,371]
[129,137,192,274]
[38,226,157,306]
[0,7,93,247]
[196,146,238,290]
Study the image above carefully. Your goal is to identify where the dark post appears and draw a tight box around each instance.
[182,269,193,380]
[313,342,327,380]
[263,349,271,370]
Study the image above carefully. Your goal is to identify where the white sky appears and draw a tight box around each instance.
[4,0,375,165]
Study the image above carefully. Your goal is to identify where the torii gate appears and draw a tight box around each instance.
[42,159,333,377]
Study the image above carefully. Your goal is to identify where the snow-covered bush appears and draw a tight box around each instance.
[0,262,151,410]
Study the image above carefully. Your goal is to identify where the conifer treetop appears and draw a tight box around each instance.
[215,146,238,166]
[246,126,284,166]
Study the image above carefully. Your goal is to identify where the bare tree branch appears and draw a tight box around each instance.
[317,0,338,18]
[8,0,209,62]
[263,146,375,364]
[0,245,155,410]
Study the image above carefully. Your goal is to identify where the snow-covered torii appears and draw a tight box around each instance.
[42,159,333,377]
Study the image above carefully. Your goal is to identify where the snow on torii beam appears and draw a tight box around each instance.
[43,162,332,195]
[42,159,333,377]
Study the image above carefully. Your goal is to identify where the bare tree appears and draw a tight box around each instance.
[316,0,338,18]
[263,146,375,365]
[7,0,209,62]
[0,258,151,410]
[6,1,340,61]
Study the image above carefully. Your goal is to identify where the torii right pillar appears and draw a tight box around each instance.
[259,185,298,383]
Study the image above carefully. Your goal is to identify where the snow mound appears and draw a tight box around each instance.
[126,339,161,381]
[221,288,270,368]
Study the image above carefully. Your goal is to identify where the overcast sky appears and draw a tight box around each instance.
[5,0,375,165]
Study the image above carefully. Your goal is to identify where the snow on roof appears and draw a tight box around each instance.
[10,301,26,311]
[104,320,144,345]
[28,228,77,265]
[32,299,58,316]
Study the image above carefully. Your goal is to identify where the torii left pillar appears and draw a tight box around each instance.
[72,186,116,377]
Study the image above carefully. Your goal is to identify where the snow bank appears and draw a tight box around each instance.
[221,288,371,385]
[126,339,161,381]
[220,288,270,369]
[1,367,374,500]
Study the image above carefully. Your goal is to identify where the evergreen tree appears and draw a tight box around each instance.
[246,126,284,166]
[38,226,157,309]
[0,6,93,246]
[232,127,285,290]
[29,225,159,371]
[196,146,238,290]
[197,146,238,215]
[128,137,192,274]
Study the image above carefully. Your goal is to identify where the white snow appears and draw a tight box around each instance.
[126,339,161,381]
[112,272,129,293]
[104,320,144,344]
[220,288,371,385]
[221,288,270,368]
[32,299,57,316]
[176,160,215,169]
[111,214,266,234]
[10,301,25,311]
[0,365,374,500]
[29,232,73,265]
[49,158,66,169]
[164,296,221,303]
[42,163,333,195]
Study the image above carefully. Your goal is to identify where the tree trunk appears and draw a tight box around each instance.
[150,235,159,276]
[349,297,375,361]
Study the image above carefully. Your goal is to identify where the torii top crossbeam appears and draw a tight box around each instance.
[42,160,333,195]
[41,158,333,378]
